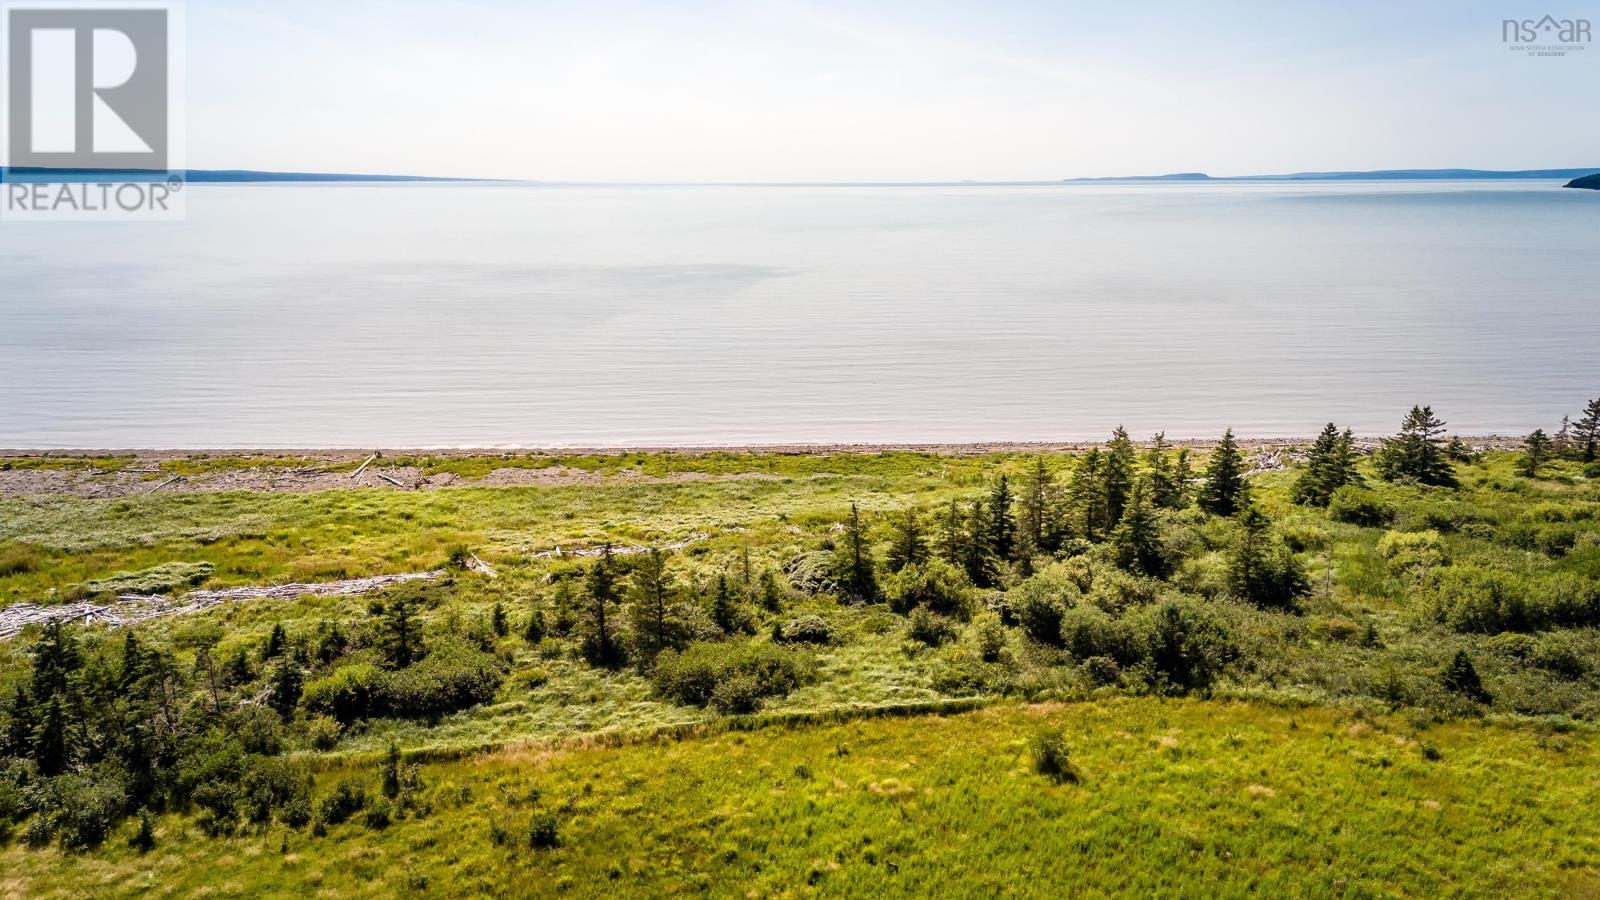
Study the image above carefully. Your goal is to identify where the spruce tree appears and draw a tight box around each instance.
[988,475,1015,561]
[1293,423,1361,507]
[1069,448,1108,540]
[962,499,995,587]
[1144,433,1182,510]
[709,572,746,635]
[837,503,879,603]
[490,602,508,637]
[1576,397,1600,463]
[1171,449,1193,509]
[32,694,68,776]
[1227,505,1308,611]
[1197,429,1250,517]
[522,603,547,645]
[1111,487,1167,578]
[1375,406,1458,487]
[885,507,927,573]
[262,623,288,661]
[1102,427,1136,526]
[381,595,420,668]
[581,544,624,666]
[1441,650,1492,704]
[1519,428,1551,477]
[937,499,966,568]
[629,547,684,662]
[1016,456,1059,556]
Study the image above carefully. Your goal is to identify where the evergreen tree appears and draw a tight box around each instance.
[1110,486,1167,578]
[629,547,685,663]
[937,499,966,568]
[1575,397,1600,463]
[522,603,547,645]
[1015,457,1059,557]
[1068,448,1108,540]
[1519,428,1551,477]
[32,694,68,776]
[1226,505,1308,611]
[1374,405,1458,487]
[490,602,508,638]
[30,620,80,705]
[758,569,786,613]
[266,658,303,720]
[1293,423,1361,507]
[1197,429,1250,517]
[836,503,879,603]
[550,578,579,637]
[1554,416,1574,458]
[987,475,1015,560]
[381,595,420,668]
[1441,650,1492,704]
[1144,433,1183,510]
[1102,427,1136,526]
[262,623,288,662]
[885,507,928,573]
[581,545,625,666]
[709,572,748,635]
[1171,448,1193,509]
[961,499,996,587]
[381,741,403,798]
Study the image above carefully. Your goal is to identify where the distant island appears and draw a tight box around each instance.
[1566,173,1600,190]
[1066,167,1600,183]
[0,167,484,183]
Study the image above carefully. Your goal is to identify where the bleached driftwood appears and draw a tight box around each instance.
[146,475,183,494]
[0,570,442,641]
[466,553,498,578]
[351,453,378,479]
[377,472,407,489]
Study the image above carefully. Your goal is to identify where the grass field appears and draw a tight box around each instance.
[5,698,1598,898]
[2,438,1600,896]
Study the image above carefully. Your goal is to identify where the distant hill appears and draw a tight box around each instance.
[0,167,487,183]
[1065,168,1600,183]
[1566,173,1600,190]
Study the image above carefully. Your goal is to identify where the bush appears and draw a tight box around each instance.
[306,715,342,751]
[1377,529,1448,573]
[652,641,812,708]
[1081,656,1120,686]
[1441,651,1492,705]
[970,612,1008,663]
[1030,727,1080,784]
[301,663,383,723]
[1426,565,1537,633]
[318,778,367,826]
[883,560,974,619]
[774,614,834,645]
[906,607,958,647]
[709,674,764,714]
[1329,487,1394,527]
[528,810,561,848]
[1130,599,1235,693]
[377,640,504,718]
[240,757,308,826]
[50,770,129,849]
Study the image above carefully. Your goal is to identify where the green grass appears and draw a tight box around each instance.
[6,698,1599,898]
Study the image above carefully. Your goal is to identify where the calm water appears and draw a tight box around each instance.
[2,181,1597,448]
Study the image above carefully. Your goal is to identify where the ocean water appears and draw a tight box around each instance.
[2,181,1597,448]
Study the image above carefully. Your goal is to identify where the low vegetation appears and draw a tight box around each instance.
[0,397,1598,894]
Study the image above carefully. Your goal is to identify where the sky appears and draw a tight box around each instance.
[166,0,1600,180]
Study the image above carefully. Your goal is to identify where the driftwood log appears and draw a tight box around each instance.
[0,570,442,640]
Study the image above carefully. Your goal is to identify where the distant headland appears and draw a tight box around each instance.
[1566,173,1600,190]
[1065,168,1600,183]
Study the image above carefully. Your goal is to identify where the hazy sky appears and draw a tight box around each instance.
[176,0,1599,180]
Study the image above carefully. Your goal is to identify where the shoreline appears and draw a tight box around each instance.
[0,435,1529,459]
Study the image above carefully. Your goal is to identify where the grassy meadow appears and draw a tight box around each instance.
[2,423,1600,896]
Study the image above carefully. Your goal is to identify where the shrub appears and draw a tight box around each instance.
[774,614,834,645]
[709,674,764,714]
[50,770,129,849]
[652,641,811,708]
[906,607,958,647]
[970,611,1008,662]
[240,757,308,826]
[883,560,974,619]
[1425,565,1535,633]
[377,640,504,718]
[1130,599,1235,693]
[318,778,367,826]
[1081,656,1121,686]
[301,663,383,723]
[528,810,561,848]
[1059,605,1137,665]
[364,798,393,830]
[306,715,342,751]
[1329,487,1394,527]
[1030,727,1080,784]
[1377,529,1448,573]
